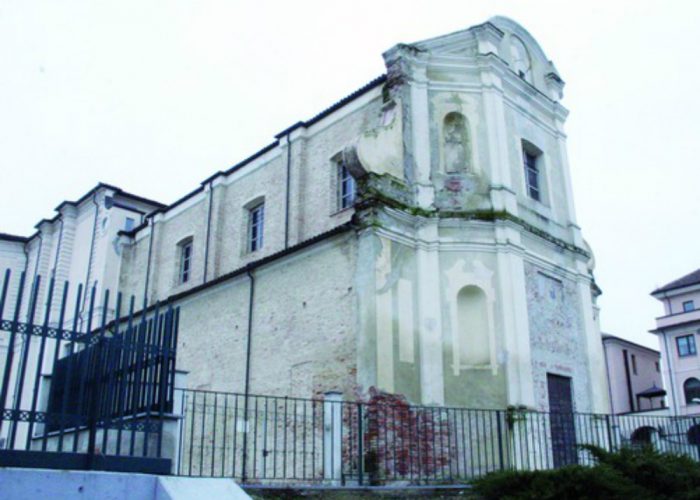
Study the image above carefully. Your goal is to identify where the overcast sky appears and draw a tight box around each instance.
[1,1,698,348]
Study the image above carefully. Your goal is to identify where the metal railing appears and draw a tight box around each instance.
[0,270,179,473]
[174,389,700,485]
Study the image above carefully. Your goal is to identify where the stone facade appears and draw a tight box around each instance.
[0,16,609,414]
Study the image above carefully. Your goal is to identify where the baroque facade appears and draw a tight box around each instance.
[0,17,609,414]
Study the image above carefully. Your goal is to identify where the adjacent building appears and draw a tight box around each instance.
[651,269,700,416]
[602,334,665,414]
[0,17,609,417]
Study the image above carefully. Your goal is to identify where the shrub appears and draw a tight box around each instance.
[472,446,700,500]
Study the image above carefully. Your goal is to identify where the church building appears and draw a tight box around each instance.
[0,17,609,415]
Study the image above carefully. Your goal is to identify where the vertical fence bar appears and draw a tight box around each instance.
[115,296,135,456]
[199,391,206,475]
[142,304,161,457]
[43,280,69,452]
[101,292,123,454]
[26,277,56,449]
[212,392,218,477]
[86,289,109,467]
[221,392,228,477]
[58,283,81,453]
[231,393,239,478]
[9,275,41,450]
[73,284,96,453]
[0,271,25,439]
[156,306,173,459]
[129,305,148,457]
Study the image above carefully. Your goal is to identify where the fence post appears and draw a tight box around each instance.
[496,410,505,470]
[605,414,615,452]
[323,392,342,483]
[357,402,364,486]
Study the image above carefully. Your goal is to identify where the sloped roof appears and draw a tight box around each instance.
[653,268,700,295]
[637,384,666,398]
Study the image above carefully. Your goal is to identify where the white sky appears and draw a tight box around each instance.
[1,1,699,348]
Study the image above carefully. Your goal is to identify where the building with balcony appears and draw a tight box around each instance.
[651,269,700,416]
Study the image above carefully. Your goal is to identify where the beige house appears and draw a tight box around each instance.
[0,17,609,415]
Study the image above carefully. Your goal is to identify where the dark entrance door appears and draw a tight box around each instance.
[547,373,577,467]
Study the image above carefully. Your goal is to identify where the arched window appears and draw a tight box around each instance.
[687,424,700,446]
[456,285,490,366]
[443,112,471,173]
[630,426,654,447]
[684,378,700,405]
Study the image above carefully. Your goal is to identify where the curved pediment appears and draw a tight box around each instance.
[389,17,565,100]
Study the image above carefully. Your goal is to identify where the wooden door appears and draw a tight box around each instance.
[547,373,577,467]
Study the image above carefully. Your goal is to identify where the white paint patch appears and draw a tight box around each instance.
[398,278,415,363]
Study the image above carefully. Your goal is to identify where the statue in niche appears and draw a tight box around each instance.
[443,112,471,173]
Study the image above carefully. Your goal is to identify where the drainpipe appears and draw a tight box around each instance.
[79,193,100,330]
[203,182,214,282]
[284,134,292,249]
[622,349,635,412]
[241,268,255,482]
[143,216,155,309]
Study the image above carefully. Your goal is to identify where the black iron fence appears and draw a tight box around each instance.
[174,389,700,485]
[0,270,179,473]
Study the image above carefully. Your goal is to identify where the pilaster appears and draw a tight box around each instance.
[494,225,535,407]
[415,220,445,405]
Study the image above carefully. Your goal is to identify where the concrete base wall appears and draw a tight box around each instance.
[0,468,250,500]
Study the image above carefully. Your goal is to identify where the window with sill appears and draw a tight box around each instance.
[683,300,695,312]
[248,202,265,252]
[336,159,356,211]
[522,141,544,202]
[178,238,193,284]
[677,334,697,357]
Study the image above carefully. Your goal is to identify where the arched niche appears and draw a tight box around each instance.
[442,112,472,174]
[456,285,490,367]
[445,259,497,375]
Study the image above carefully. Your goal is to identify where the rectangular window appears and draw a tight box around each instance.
[655,361,660,372]
[677,334,697,357]
[631,354,637,375]
[124,217,135,231]
[180,241,192,284]
[249,203,265,252]
[683,300,695,312]
[338,162,356,210]
[523,149,540,201]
